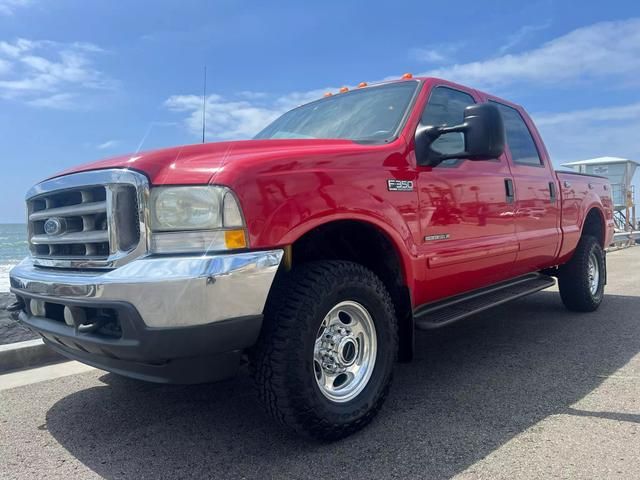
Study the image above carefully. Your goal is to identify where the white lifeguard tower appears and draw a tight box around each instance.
[562,156,639,231]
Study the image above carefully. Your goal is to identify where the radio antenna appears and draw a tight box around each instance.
[202,65,207,143]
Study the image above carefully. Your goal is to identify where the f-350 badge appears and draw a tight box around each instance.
[387,179,414,192]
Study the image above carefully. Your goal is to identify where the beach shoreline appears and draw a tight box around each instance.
[0,222,33,344]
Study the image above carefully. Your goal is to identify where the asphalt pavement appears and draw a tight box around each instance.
[1,247,639,479]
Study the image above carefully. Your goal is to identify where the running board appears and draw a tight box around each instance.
[414,273,555,330]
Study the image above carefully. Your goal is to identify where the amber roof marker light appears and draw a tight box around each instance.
[324,92,333,97]
[402,73,413,79]
[339,87,349,93]
[358,82,368,88]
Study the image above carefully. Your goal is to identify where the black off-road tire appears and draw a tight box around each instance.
[558,235,606,312]
[249,261,398,440]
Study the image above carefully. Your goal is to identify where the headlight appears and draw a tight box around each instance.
[149,186,247,254]
[151,187,221,231]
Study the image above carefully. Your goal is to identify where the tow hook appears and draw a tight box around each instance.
[77,316,111,334]
[5,298,25,321]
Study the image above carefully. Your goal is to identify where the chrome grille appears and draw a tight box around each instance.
[29,186,110,258]
[26,169,149,269]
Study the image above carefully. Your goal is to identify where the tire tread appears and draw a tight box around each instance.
[558,235,604,312]
[250,260,397,440]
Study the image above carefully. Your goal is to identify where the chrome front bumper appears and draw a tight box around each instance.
[9,250,283,328]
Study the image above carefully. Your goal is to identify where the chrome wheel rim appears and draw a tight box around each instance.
[313,301,377,403]
[588,252,600,296]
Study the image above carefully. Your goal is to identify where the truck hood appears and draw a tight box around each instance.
[54,138,363,185]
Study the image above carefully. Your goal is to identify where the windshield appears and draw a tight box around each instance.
[254,81,419,143]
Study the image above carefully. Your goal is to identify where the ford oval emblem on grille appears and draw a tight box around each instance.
[44,217,65,236]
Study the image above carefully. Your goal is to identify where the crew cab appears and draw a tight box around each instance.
[9,75,614,440]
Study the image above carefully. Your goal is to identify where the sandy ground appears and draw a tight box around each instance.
[0,292,37,345]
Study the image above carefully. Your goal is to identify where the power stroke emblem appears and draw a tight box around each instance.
[387,179,414,192]
[425,233,450,241]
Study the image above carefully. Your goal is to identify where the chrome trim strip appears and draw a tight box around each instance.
[27,169,150,269]
[10,250,284,328]
[29,200,107,220]
[31,231,109,245]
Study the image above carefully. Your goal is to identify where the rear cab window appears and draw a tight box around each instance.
[490,101,543,167]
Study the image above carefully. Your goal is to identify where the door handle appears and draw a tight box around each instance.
[504,178,515,204]
[549,182,556,202]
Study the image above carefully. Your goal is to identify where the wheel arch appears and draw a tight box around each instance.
[581,206,606,248]
[283,219,415,362]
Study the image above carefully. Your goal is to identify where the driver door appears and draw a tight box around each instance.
[414,85,518,304]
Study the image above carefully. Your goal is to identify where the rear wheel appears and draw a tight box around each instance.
[250,261,398,440]
[558,235,605,312]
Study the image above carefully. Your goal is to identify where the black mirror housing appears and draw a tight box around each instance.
[463,103,505,160]
[415,103,505,167]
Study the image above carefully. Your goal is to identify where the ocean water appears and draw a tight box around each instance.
[0,224,28,292]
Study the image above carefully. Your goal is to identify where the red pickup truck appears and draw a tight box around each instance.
[9,76,614,440]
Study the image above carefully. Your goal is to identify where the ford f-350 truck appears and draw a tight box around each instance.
[9,76,614,440]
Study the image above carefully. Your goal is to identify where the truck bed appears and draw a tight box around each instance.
[555,170,614,262]
[555,169,608,180]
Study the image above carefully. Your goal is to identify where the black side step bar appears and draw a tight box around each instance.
[414,273,556,330]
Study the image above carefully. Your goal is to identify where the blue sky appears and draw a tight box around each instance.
[1,0,639,222]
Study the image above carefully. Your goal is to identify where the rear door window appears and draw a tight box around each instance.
[491,102,542,166]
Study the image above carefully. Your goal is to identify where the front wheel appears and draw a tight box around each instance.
[558,235,605,312]
[250,261,398,440]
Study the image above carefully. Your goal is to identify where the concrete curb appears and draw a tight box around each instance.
[0,339,66,373]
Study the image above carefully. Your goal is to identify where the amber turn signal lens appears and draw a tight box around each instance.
[224,229,247,249]
[402,73,413,79]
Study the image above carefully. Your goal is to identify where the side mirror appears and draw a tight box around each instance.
[415,103,505,167]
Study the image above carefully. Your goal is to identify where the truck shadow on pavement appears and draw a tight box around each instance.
[45,291,640,479]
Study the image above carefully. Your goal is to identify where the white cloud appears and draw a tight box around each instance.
[410,48,446,64]
[27,92,76,109]
[237,90,269,100]
[0,58,10,74]
[533,102,640,164]
[535,103,640,127]
[0,0,31,16]
[97,139,120,150]
[0,38,115,108]
[165,84,342,140]
[165,18,640,149]
[498,20,552,54]
[165,94,285,140]
[0,38,35,57]
[409,43,462,64]
[425,18,640,90]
